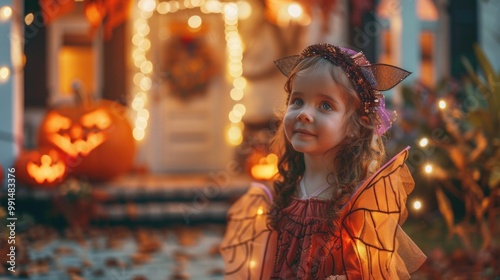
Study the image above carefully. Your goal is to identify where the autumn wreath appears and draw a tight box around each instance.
[163,33,219,100]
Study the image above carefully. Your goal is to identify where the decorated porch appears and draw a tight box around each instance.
[0,0,500,279]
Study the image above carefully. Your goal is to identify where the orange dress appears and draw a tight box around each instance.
[220,148,426,279]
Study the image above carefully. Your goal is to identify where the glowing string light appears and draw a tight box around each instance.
[0,6,12,22]
[413,200,422,210]
[287,3,303,18]
[130,2,155,141]
[419,137,429,147]
[131,0,247,145]
[424,164,433,174]
[438,99,446,110]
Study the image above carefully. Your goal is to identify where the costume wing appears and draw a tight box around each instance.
[219,183,277,279]
[339,147,426,279]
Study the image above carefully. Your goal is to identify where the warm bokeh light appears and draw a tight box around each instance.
[131,97,145,111]
[0,6,12,22]
[188,15,202,29]
[137,24,150,36]
[266,153,278,163]
[424,164,433,174]
[135,117,148,130]
[138,0,156,12]
[156,2,170,14]
[137,109,150,120]
[419,137,429,147]
[233,103,246,115]
[257,206,264,216]
[139,77,152,91]
[287,3,303,18]
[251,153,279,180]
[229,111,242,123]
[191,0,203,7]
[138,38,151,51]
[237,1,252,20]
[223,2,246,145]
[438,99,446,110]
[140,60,153,74]
[413,200,422,210]
[202,0,222,13]
[131,5,154,142]
[232,76,247,89]
[0,66,11,83]
[230,88,244,101]
[25,13,34,25]
[224,3,238,21]
[227,126,243,145]
[131,0,246,144]
[133,127,146,141]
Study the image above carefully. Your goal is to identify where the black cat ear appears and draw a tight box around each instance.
[274,55,301,77]
[361,64,412,91]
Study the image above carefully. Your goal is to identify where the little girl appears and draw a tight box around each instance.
[220,43,426,279]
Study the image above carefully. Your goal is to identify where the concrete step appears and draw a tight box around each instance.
[15,174,253,225]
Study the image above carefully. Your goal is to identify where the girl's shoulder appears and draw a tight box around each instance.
[341,147,414,218]
[225,181,273,220]
[364,146,413,190]
[248,181,274,202]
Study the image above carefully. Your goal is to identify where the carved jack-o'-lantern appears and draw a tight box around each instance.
[15,148,66,187]
[38,99,135,181]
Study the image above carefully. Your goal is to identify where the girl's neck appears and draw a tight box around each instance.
[301,154,335,197]
[303,153,334,178]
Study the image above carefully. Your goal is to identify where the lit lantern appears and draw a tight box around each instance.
[38,99,136,181]
[250,153,279,181]
[15,148,66,187]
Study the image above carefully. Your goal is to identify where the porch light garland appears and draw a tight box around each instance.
[0,5,13,22]
[419,99,447,177]
[131,0,249,145]
[0,5,12,84]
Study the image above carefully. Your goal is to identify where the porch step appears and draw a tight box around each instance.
[15,174,253,225]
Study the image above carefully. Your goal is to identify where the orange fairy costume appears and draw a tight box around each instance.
[220,147,426,279]
[220,44,426,279]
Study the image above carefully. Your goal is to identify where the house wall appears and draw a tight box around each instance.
[479,0,500,72]
[0,0,23,181]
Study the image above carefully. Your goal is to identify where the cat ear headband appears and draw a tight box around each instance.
[274,43,411,134]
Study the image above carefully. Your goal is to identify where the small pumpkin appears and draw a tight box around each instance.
[38,93,136,181]
[15,148,66,187]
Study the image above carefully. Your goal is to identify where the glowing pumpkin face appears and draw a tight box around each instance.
[43,109,112,158]
[15,148,66,187]
[38,100,136,181]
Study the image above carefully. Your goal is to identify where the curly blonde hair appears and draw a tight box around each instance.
[269,57,386,231]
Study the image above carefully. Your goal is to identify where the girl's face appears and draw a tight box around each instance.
[284,70,350,156]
